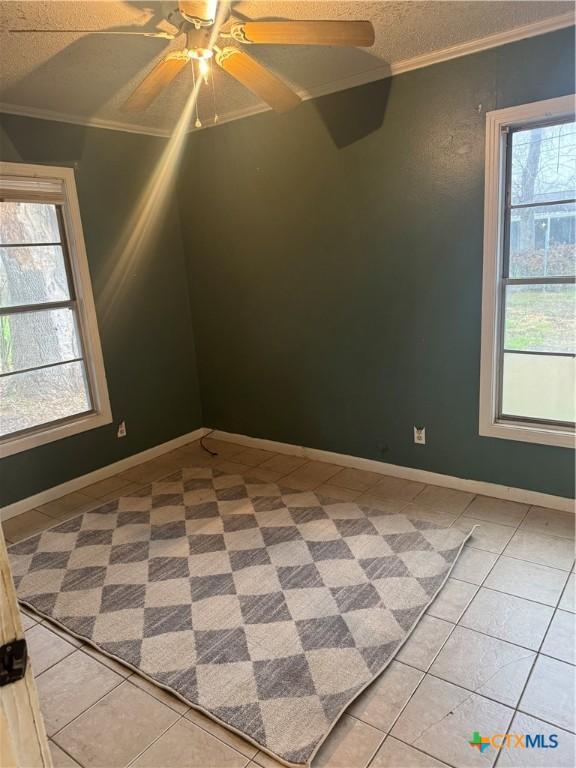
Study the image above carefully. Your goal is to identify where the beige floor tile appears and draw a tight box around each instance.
[347,661,423,732]
[2,509,55,543]
[498,712,575,767]
[460,588,554,650]
[26,624,76,676]
[172,443,211,462]
[368,476,425,502]
[396,615,454,671]
[429,626,535,707]
[128,674,190,714]
[503,530,575,571]
[40,619,83,648]
[185,707,258,758]
[229,447,277,467]
[78,476,130,500]
[80,644,132,677]
[462,496,528,527]
[391,676,513,767]
[216,460,260,476]
[37,492,95,519]
[427,579,478,623]
[484,556,569,606]
[20,610,37,630]
[315,484,362,502]
[281,461,342,490]
[118,457,178,483]
[49,742,82,767]
[559,574,575,613]
[313,714,383,768]
[210,439,248,455]
[371,737,450,768]
[106,482,144,499]
[37,650,123,736]
[399,503,457,527]
[252,750,284,768]
[242,466,285,483]
[195,439,245,457]
[329,468,384,492]
[413,486,474,515]
[519,656,575,732]
[452,518,516,554]
[38,505,93,524]
[450,547,498,585]
[54,680,179,767]
[355,494,408,515]
[258,454,308,475]
[132,718,248,768]
[520,506,576,540]
[541,610,575,665]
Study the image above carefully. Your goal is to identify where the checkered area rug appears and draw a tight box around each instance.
[9,465,470,766]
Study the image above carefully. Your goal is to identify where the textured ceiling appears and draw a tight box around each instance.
[0,1,573,135]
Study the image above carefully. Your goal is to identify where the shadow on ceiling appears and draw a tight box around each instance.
[0,0,179,132]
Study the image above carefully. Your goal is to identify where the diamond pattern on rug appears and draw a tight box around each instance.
[9,464,470,767]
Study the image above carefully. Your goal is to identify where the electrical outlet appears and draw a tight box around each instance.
[413,426,426,445]
[117,421,127,438]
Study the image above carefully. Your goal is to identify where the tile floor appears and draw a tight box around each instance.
[4,437,575,768]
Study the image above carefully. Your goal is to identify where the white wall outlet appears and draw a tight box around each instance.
[414,426,426,445]
[117,421,127,438]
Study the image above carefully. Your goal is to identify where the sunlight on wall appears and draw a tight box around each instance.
[100,3,230,326]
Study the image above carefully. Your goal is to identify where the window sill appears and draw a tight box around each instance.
[0,410,113,459]
[480,419,575,449]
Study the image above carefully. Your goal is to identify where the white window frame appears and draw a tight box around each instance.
[479,95,576,449]
[0,162,112,458]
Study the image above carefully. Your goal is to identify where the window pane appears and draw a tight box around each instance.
[511,122,576,206]
[0,246,70,308]
[0,361,91,437]
[0,202,60,245]
[504,284,575,354]
[502,352,575,423]
[0,308,82,375]
[508,203,576,278]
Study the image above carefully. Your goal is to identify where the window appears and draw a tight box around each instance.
[0,163,111,457]
[480,96,575,448]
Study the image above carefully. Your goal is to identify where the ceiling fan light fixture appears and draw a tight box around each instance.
[188,47,213,60]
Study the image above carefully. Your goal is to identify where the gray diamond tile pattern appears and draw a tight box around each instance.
[9,465,469,766]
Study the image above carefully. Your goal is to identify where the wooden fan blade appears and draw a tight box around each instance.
[121,52,188,112]
[216,47,300,112]
[233,20,375,47]
[179,1,217,25]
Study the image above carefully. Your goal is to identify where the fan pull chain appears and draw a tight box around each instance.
[210,63,219,124]
[191,61,202,128]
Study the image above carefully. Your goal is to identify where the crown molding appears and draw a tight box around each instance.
[0,101,171,138]
[217,11,576,130]
[1,12,573,139]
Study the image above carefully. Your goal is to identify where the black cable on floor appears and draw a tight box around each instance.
[200,429,218,456]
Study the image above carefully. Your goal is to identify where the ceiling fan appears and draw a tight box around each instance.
[9,1,375,115]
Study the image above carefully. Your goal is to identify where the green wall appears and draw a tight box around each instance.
[179,28,575,499]
[1,29,574,506]
[0,115,203,506]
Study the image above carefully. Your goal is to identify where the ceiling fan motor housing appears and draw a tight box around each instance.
[186,27,213,60]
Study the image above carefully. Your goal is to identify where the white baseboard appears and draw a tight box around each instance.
[211,430,576,514]
[0,428,210,521]
[2,425,574,521]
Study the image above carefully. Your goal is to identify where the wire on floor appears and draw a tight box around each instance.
[200,429,218,456]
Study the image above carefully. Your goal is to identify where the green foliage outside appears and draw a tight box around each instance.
[505,285,576,354]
